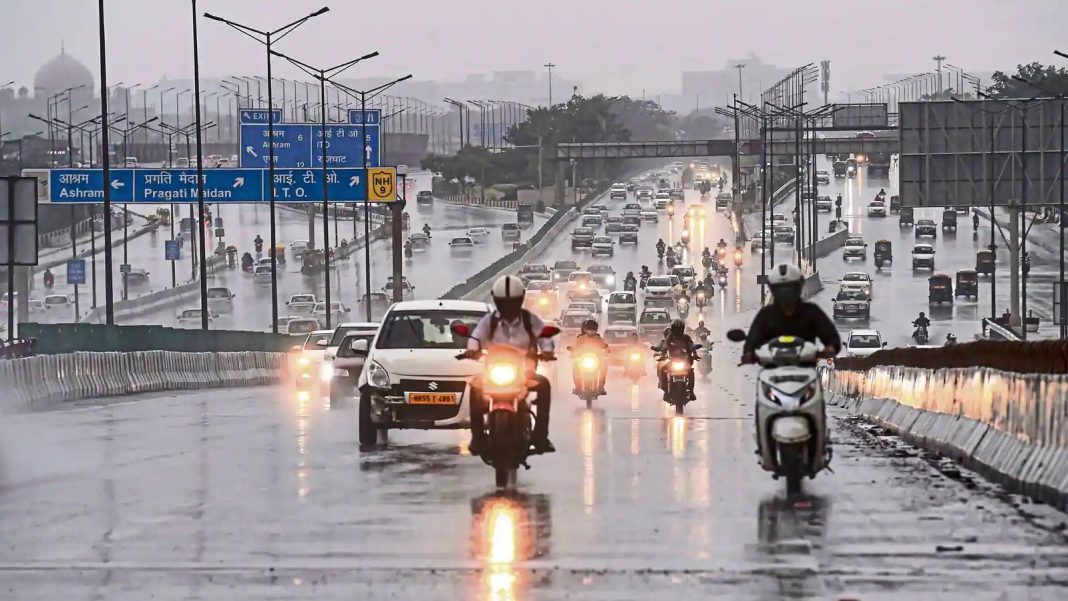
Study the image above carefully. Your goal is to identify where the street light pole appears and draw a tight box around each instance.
[96,0,117,324]
[735,64,746,103]
[544,62,555,106]
[204,5,330,333]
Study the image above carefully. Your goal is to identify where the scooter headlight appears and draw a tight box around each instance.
[578,354,599,372]
[760,382,778,403]
[629,351,642,363]
[801,382,818,402]
[488,363,519,387]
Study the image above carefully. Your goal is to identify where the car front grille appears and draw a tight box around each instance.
[393,378,467,395]
[394,404,462,421]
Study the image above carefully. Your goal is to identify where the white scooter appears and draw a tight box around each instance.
[675,296,690,319]
[725,329,831,495]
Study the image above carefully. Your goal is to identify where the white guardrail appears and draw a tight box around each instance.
[0,350,284,411]
[825,366,1068,509]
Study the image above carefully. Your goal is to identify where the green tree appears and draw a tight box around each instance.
[988,62,1068,98]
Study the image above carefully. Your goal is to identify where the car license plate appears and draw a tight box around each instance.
[408,392,458,405]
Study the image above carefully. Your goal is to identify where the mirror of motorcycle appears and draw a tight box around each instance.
[450,322,472,338]
[539,325,561,338]
[725,329,747,342]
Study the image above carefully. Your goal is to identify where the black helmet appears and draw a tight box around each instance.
[626,271,634,277]
[581,319,599,334]
[919,311,926,318]
[670,319,685,335]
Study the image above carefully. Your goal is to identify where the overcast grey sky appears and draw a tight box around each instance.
[2,0,1066,96]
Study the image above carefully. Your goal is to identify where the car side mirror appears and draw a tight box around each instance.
[290,345,301,352]
[882,342,888,347]
[316,339,327,347]
[351,339,370,356]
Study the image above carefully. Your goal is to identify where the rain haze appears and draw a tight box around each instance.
[1,0,1066,99]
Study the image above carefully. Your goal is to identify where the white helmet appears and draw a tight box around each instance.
[491,275,526,300]
[767,262,803,286]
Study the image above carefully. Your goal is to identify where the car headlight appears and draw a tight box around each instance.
[538,296,549,306]
[333,368,350,378]
[488,363,518,386]
[606,275,615,285]
[368,361,391,389]
[297,356,310,367]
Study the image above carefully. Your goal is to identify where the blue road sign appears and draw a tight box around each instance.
[66,259,86,285]
[164,240,180,261]
[47,168,369,204]
[238,109,380,169]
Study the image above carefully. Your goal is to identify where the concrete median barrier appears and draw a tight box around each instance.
[825,365,1068,510]
[0,350,284,411]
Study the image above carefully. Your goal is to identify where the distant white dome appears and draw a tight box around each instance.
[34,50,94,96]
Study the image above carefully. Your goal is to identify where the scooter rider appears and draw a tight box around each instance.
[423,223,432,238]
[241,252,254,271]
[639,265,651,281]
[253,234,263,252]
[945,333,958,346]
[657,319,698,400]
[463,275,556,456]
[573,319,609,396]
[743,262,841,363]
[623,271,637,291]
[43,269,55,288]
[656,238,666,258]
[702,270,715,291]
[693,278,711,301]
[693,320,711,341]
[404,240,413,258]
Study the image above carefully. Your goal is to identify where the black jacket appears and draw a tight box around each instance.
[744,302,841,355]
[661,332,697,359]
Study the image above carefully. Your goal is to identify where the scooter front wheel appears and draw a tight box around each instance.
[779,442,806,496]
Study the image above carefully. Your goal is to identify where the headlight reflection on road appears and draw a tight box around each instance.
[295,391,310,499]
[734,267,743,313]
[478,498,523,601]
[581,410,596,513]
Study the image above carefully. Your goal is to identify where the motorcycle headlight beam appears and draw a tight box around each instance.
[579,354,599,372]
[488,363,519,387]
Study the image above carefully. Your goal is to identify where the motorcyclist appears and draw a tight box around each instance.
[972,212,980,231]
[945,333,958,346]
[404,239,413,258]
[464,275,555,456]
[656,319,698,401]
[656,238,666,259]
[702,247,711,259]
[422,223,432,238]
[702,270,715,291]
[743,262,841,362]
[693,278,711,301]
[665,245,677,263]
[253,234,263,252]
[693,320,711,341]
[623,271,637,291]
[572,319,609,396]
[639,265,651,281]
[241,252,254,271]
[877,187,886,197]
[43,269,54,288]
[913,312,931,340]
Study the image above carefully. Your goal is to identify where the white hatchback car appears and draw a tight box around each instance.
[356,300,492,446]
[844,329,886,358]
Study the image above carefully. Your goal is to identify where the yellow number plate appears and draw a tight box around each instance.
[408,392,459,405]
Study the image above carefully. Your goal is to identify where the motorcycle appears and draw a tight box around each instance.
[666,254,677,269]
[694,289,708,309]
[567,343,607,409]
[622,346,646,381]
[676,296,690,319]
[639,273,650,289]
[653,346,701,415]
[43,271,54,289]
[623,276,637,292]
[657,247,665,262]
[452,322,559,490]
[913,325,929,345]
[733,248,743,267]
[716,245,727,261]
[680,229,691,246]
[701,255,713,270]
[724,329,831,495]
[717,272,728,289]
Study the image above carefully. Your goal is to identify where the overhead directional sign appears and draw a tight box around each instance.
[45,168,394,204]
[239,108,381,169]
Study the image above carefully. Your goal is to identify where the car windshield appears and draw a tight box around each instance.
[604,329,636,342]
[672,268,695,278]
[573,228,593,235]
[593,237,612,244]
[360,293,390,304]
[528,282,553,291]
[588,266,613,274]
[569,272,591,282]
[289,321,317,335]
[304,332,332,349]
[502,223,519,230]
[522,264,549,273]
[314,302,344,311]
[181,309,201,318]
[843,274,867,282]
[206,288,230,299]
[554,261,578,270]
[329,325,377,346]
[647,277,672,287]
[640,311,670,324]
[45,297,67,305]
[849,334,881,348]
[609,292,635,304]
[376,310,487,350]
[451,238,473,244]
[846,239,864,246]
[915,246,933,253]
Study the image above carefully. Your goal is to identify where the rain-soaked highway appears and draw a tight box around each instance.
[2,176,1067,599]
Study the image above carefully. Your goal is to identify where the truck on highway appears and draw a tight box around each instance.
[867,152,892,176]
[517,202,535,228]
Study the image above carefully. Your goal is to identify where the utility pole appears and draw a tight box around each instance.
[933,55,947,94]
[544,62,556,106]
[735,64,746,103]
[820,60,830,105]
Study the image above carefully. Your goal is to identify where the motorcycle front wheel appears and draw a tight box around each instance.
[489,411,521,489]
[778,442,806,496]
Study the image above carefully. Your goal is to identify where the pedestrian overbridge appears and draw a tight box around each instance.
[553,136,899,161]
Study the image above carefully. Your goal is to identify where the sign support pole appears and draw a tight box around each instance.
[70,206,80,320]
[319,69,332,329]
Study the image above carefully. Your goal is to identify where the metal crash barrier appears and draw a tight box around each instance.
[0,350,284,411]
[826,365,1068,509]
